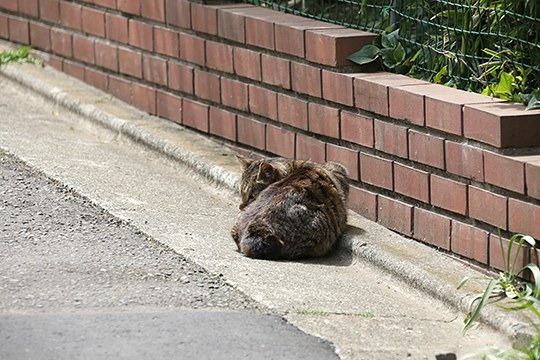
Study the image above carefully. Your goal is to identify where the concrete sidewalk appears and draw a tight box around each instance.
[0,55,530,358]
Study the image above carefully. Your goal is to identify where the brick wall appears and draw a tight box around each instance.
[2,0,539,271]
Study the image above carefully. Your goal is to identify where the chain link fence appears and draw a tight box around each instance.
[249,0,540,99]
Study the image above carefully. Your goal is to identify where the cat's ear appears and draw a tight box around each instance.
[236,155,253,169]
[257,162,276,182]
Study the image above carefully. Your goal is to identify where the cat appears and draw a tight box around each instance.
[231,157,349,260]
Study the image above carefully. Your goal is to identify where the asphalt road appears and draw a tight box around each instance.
[0,152,338,360]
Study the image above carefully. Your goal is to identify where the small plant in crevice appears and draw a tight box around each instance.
[458,231,540,359]
[0,46,41,66]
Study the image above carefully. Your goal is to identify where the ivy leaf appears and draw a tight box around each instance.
[526,91,540,110]
[381,43,405,69]
[381,29,399,49]
[347,45,381,66]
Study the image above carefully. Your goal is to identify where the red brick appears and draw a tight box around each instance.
[306,27,375,67]
[156,90,182,123]
[63,60,85,81]
[378,195,413,236]
[409,130,445,169]
[93,0,116,9]
[451,221,489,264]
[221,77,248,112]
[360,153,393,190]
[143,55,167,86]
[95,40,118,71]
[349,186,377,221]
[154,26,179,58]
[509,199,540,240]
[117,0,139,15]
[141,0,165,22]
[51,28,72,57]
[431,175,467,215]
[8,17,29,44]
[165,0,190,29]
[216,5,252,44]
[275,20,338,58]
[414,208,451,250]
[326,143,359,181]
[59,1,81,30]
[308,103,339,139]
[394,163,429,202]
[484,151,525,194]
[340,111,373,148]
[469,186,507,229]
[209,107,236,141]
[0,14,6,39]
[179,32,205,66]
[105,13,128,43]
[322,71,354,106]
[261,54,290,89]
[182,98,209,132]
[296,134,325,164]
[40,0,59,23]
[118,47,142,78]
[18,0,38,16]
[266,124,295,158]
[249,85,277,121]
[168,61,193,94]
[73,34,95,64]
[290,62,321,98]
[489,233,530,272]
[237,116,265,150]
[233,47,261,81]
[29,21,51,51]
[245,10,275,50]
[194,70,220,103]
[108,75,132,104]
[206,40,233,73]
[374,120,408,159]
[277,94,308,130]
[0,0,17,11]
[45,54,63,71]
[132,83,156,115]
[524,159,540,200]
[82,7,105,37]
[354,73,425,117]
[389,84,435,126]
[445,141,484,181]
[84,67,108,92]
[425,88,500,136]
[190,2,217,35]
[464,102,540,148]
[129,19,153,51]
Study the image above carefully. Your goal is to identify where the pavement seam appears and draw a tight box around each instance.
[0,61,532,344]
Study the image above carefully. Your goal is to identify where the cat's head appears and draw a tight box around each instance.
[237,156,281,210]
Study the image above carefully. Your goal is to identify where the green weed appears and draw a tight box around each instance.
[0,46,41,66]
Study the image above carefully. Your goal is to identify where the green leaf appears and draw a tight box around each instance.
[381,43,405,69]
[434,65,448,84]
[464,279,499,332]
[527,89,540,110]
[347,45,381,66]
[381,29,399,49]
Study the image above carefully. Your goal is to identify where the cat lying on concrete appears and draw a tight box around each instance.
[231,156,349,260]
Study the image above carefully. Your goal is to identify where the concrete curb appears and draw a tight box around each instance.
[0,60,533,344]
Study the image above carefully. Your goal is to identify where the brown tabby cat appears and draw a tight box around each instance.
[231,157,349,260]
